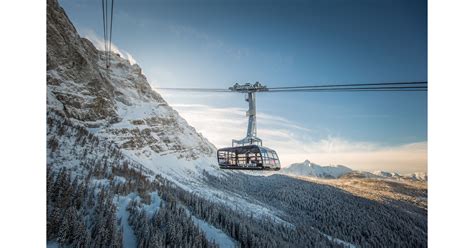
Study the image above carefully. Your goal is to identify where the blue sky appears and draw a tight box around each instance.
[60,0,427,173]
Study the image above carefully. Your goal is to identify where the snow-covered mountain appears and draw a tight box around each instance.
[281,160,427,182]
[403,172,428,181]
[338,170,381,179]
[373,170,401,178]
[281,160,353,178]
[340,170,428,181]
[47,0,222,185]
[372,171,427,181]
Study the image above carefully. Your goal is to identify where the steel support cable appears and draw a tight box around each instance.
[105,0,109,67]
[109,0,114,68]
[263,89,427,93]
[157,86,427,93]
[156,88,231,92]
[101,0,107,65]
[267,81,427,90]
[101,0,115,68]
[158,82,427,92]
[266,86,427,92]
[157,89,427,93]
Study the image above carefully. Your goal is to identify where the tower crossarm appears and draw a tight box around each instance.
[229,82,268,93]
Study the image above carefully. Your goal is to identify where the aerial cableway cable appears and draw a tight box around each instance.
[154,88,231,92]
[156,81,428,93]
[101,0,106,64]
[109,0,114,68]
[157,87,427,93]
[101,0,115,69]
[265,86,427,92]
[266,81,427,90]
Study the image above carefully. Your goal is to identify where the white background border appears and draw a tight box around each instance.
[1,0,474,246]
[1,0,46,247]
[429,0,474,247]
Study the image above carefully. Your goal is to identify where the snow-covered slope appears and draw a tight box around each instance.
[374,171,428,181]
[281,160,352,178]
[47,0,220,183]
[402,172,428,181]
[339,170,381,179]
[373,170,401,178]
[339,170,427,181]
[282,160,427,182]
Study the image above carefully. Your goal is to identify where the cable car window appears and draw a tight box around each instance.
[217,145,280,170]
[271,151,278,159]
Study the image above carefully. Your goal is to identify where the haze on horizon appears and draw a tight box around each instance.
[60,0,427,174]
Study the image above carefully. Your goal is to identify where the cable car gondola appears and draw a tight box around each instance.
[216,82,281,170]
[217,145,280,170]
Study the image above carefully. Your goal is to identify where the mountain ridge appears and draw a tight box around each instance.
[281,160,427,181]
[281,160,352,178]
[47,0,218,181]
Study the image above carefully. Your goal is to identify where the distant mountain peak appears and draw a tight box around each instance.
[339,170,427,181]
[281,160,353,179]
[281,161,427,181]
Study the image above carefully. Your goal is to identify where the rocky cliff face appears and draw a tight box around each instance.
[47,0,215,178]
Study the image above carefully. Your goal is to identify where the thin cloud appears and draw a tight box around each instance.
[80,28,137,65]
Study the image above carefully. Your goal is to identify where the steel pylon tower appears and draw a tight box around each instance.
[229,82,268,147]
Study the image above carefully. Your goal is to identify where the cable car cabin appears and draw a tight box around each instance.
[217,145,281,170]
